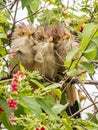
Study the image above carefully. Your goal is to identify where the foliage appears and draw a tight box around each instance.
[0,0,98,130]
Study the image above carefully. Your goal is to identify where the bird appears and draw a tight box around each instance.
[9,22,83,118]
[52,23,80,72]
[9,23,57,79]
[9,23,36,74]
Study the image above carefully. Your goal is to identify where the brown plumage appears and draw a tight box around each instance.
[10,23,57,79]
[10,23,36,74]
[9,23,83,113]
[35,24,53,42]
[52,23,79,71]
[10,22,80,79]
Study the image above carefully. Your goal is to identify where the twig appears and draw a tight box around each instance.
[89,109,98,121]
[80,81,98,110]
[65,77,98,86]
[69,101,98,118]
[15,6,43,24]
[0,3,14,21]
[9,0,19,45]
[9,0,18,10]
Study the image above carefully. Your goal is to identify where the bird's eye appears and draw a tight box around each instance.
[32,33,35,37]
[17,50,23,55]
[22,32,25,36]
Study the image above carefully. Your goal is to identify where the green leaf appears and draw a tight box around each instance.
[0,99,15,130]
[21,0,33,8]
[84,42,97,60]
[44,95,55,107]
[92,36,98,46]
[27,5,35,22]
[43,83,62,91]
[0,46,6,56]
[62,117,72,130]
[52,103,68,115]
[31,79,44,89]
[0,113,16,130]
[0,32,7,39]
[84,42,97,53]
[20,97,42,117]
[66,68,77,76]
[66,49,78,62]
[0,26,4,32]
[51,88,62,100]
[62,111,71,125]
[64,61,71,68]
[75,119,98,129]
[84,50,97,60]
[81,23,97,51]
[30,0,40,12]
[0,98,13,116]
[36,98,56,116]
[80,62,94,74]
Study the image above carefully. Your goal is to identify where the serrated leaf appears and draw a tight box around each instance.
[66,49,78,62]
[80,62,94,74]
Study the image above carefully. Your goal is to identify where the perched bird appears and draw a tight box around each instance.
[9,22,83,118]
[9,23,36,74]
[10,23,57,79]
[52,23,80,72]
[35,23,53,42]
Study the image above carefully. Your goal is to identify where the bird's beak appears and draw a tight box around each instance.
[64,33,71,39]
[47,36,53,42]
[28,31,33,36]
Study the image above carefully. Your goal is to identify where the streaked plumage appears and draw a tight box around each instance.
[10,22,80,79]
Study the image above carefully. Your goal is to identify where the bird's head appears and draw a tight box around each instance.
[12,23,35,39]
[52,23,71,44]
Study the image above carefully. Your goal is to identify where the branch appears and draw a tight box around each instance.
[69,101,98,118]
[66,78,98,86]
[9,0,18,10]
[15,6,43,24]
